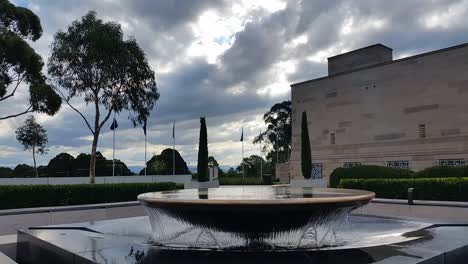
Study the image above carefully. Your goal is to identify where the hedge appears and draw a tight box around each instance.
[219,177,266,185]
[414,166,468,178]
[329,165,414,188]
[0,182,182,210]
[339,178,468,201]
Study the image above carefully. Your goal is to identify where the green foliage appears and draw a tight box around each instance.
[329,165,415,188]
[141,148,190,175]
[48,11,158,182]
[0,182,182,209]
[197,117,209,182]
[240,155,271,178]
[46,152,133,177]
[12,164,35,177]
[414,166,468,178]
[339,178,468,201]
[47,152,75,177]
[208,156,219,167]
[0,0,42,40]
[15,115,48,154]
[0,0,61,119]
[0,167,13,178]
[15,116,48,177]
[253,100,291,164]
[219,176,267,185]
[301,111,312,179]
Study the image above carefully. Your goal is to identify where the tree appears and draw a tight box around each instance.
[197,117,209,182]
[240,155,270,178]
[47,152,75,177]
[12,164,35,177]
[141,148,190,175]
[253,100,291,164]
[0,0,61,120]
[71,152,133,176]
[0,167,13,178]
[48,11,159,183]
[15,115,48,177]
[208,156,219,168]
[208,156,225,177]
[301,111,312,179]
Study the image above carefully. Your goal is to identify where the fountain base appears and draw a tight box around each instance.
[16,215,468,264]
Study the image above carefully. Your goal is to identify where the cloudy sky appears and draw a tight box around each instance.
[1,0,468,171]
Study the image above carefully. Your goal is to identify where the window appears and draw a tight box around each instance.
[386,160,409,169]
[343,162,362,168]
[312,163,322,179]
[419,124,426,138]
[330,133,335,145]
[438,159,465,167]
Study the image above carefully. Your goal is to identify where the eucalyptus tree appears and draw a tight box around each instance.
[253,100,291,164]
[0,0,61,120]
[48,11,159,183]
[15,115,48,177]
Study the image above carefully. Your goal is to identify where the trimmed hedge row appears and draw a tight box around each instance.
[219,177,267,185]
[0,182,182,210]
[339,178,468,201]
[414,166,468,178]
[329,165,414,187]
[329,165,468,188]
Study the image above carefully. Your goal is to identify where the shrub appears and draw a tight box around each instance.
[0,182,182,210]
[414,166,468,178]
[329,165,414,187]
[339,178,468,201]
[219,177,266,185]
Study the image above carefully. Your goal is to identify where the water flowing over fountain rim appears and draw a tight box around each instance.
[137,187,375,206]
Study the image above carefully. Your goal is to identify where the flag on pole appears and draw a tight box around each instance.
[172,120,175,139]
[110,118,118,130]
[143,119,147,136]
[240,128,243,141]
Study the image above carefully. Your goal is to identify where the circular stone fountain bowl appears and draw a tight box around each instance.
[138,186,375,250]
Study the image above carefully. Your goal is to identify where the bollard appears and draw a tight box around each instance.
[408,188,415,205]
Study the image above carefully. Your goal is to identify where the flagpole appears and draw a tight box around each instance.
[112,112,115,177]
[173,121,175,176]
[242,127,245,185]
[260,129,262,179]
[144,134,147,176]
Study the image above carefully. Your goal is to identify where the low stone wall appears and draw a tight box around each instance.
[0,175,192,188]
[0,202,145,235]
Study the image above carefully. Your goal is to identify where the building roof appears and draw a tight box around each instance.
[291,42,468,87]
[326,43,392,61]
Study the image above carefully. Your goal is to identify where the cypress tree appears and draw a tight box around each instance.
[197,117,209,182]
[301,111,312,179]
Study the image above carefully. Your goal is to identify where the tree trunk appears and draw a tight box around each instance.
[32,145,38,178]
[89,131,99,184]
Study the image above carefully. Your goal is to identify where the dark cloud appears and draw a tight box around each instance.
[2,0,468,167]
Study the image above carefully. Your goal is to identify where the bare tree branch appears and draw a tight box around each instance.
[0,105,33,120]
[98,107,113,131]
[54,87,95,135]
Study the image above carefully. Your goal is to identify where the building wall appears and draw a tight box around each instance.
[290,44,468,183]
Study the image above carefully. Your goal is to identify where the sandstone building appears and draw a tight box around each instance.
[289,43,468,182]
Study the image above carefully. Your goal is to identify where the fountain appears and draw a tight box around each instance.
[138,186,375,250]
[14,185,468,263]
